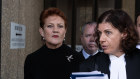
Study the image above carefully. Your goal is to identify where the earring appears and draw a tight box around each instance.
[43,37,45,41]
[63,38,65,43]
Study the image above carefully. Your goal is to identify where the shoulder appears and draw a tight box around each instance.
[80,52,103,64]
[25,45,46,61]
[80,52,109,70]
[134,48,140,54]
[127,48,140,56]
[62,44,82,56]
[62,44,77,53]
[134,48,140,55]
[126,48,140,58]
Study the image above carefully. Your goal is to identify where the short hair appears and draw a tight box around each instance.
[39,7,67,29]
[95,9,139,54]
[81,22,97,35]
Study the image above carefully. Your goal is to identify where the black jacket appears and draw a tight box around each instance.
[24,44,84,79]
[78,50,85,60]
[80,48,140,79]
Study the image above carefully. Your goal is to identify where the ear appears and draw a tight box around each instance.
[121,32,127,39]
[39,27,44,37]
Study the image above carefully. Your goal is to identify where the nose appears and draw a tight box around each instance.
[90,35,95,42]
[53,26,59,33]
[99,33,105,43]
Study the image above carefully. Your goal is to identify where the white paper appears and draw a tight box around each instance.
[72,71,102,75]
[71,71,108,79]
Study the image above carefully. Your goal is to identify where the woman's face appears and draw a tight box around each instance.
[98,22,125,57]
[39,15,66,49]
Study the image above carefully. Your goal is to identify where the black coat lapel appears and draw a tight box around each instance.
[97,53,110,78]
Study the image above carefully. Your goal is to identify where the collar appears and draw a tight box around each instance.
[82,49,98,59]
[109,54,125,61]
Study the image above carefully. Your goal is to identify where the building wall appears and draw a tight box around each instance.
[1,0,44,79]
[122,0,135,21]
[57,0,72,45]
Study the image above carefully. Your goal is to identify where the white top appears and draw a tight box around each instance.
[82,49,98,59]
[109,54,127,79]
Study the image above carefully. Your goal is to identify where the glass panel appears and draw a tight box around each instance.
[76,0,94,45]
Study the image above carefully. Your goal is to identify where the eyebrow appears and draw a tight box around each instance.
[46,23,53,25]
[98,29,112,32]
[58,23,64,25]
[104,29,112,31]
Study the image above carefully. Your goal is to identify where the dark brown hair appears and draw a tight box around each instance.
[39,7,67,29]
[95,9,139,54]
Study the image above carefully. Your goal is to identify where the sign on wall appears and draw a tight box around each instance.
[10,22,26,49]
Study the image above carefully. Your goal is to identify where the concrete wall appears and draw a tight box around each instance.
[1,0,44,79]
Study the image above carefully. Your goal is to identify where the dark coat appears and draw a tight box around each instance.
[24,44,85,79]
[78,49,101,60]
[80,48,140,79]
[78,50,85,60]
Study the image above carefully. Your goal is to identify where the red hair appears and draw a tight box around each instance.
[40,7,67,29]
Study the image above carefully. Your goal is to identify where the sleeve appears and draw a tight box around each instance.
[24,55,33,79]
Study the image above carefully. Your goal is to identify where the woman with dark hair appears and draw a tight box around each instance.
[80,9,140,79]
[24,7,84,79]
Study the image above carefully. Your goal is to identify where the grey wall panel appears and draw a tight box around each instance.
[1,0,44,79]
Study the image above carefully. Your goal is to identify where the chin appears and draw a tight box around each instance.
[103,50,110,54]
[51,40,62,44]
[52,42,63,45]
